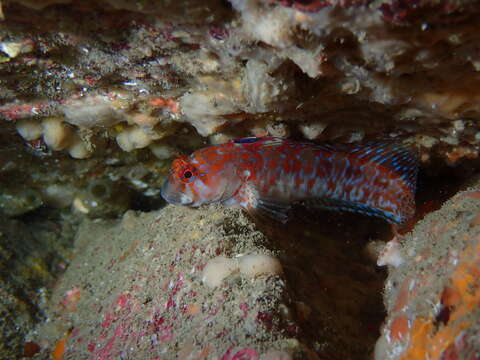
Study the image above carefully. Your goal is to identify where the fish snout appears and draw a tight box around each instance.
[161,179,193,206]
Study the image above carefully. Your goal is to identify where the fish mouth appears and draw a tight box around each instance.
[161,180,193,206]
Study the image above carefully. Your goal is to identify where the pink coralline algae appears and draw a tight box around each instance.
[209,24,229,40]
[30,207,302,359]
[273,0,368,12]
[61,287,81,312]
[379,0,422,23]
[0,101,54,120]
[378,0,469,24]
[272,0,476,24]
[94,323,128,360]
[256,312,274,331]
[221,347,259,360]
[239,302,249,318]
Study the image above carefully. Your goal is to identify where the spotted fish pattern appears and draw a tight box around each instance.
[161,137,418,224]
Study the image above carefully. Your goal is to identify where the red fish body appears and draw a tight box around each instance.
[161,137,418,224]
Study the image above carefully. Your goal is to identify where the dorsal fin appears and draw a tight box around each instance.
[304,140,418,192]
[231,137,418,192]
[349,141,418,192]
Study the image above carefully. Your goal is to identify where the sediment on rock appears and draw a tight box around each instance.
[2,0,480,359]
[376,175,480,360]
[0,212,78,359]
[28,205,389,359]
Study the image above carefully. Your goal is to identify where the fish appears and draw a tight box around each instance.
[161,137,418,224]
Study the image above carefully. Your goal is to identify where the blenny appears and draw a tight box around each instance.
[161,137,418,224]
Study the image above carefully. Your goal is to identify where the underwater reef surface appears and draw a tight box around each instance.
[1,0,480,358]
[28,205,386,359]
[25,177,480,359]
[377,176,480,360]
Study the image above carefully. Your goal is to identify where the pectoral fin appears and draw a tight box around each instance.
[233,182,291,223]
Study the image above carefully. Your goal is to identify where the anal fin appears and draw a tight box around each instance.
[256,198,291,223]
[304,197,401,224]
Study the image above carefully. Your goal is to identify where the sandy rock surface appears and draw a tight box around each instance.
[29,204,390,360]
[377,176,480,360]
[31,206,301,359]
[28,179,480,359]
[2,1,480,358]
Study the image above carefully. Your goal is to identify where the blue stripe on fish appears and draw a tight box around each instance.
[233,137,259,144]
[304,197,402,224]
[349,141,418,192]
[307,140,418,193]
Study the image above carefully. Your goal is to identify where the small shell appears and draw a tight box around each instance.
[201,256,238,288]
[16,119,43,141]
[238,254,283,278]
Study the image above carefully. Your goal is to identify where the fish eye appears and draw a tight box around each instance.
[172,156,198,183]
[179,166,197,183]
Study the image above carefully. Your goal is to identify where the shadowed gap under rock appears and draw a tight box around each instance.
[247,158,480,360]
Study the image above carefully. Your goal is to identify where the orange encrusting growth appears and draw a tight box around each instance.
[148,96,179,114]
[52,337,67,360]
[389,314,409,342]
[399,240,480,360]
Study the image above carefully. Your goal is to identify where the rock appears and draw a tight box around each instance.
[30,205,386,359]
[376,176,480,360]
[0,213,78,359]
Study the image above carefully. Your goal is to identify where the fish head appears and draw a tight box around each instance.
[161,149,243,207]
